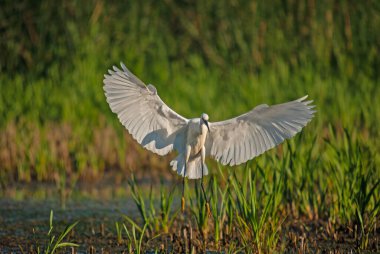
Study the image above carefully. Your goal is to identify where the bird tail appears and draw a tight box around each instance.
[170,154,208,179]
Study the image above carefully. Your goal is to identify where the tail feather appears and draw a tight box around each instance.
[170,154,208,179]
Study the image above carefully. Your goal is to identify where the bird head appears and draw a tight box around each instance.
[201,113,210,132]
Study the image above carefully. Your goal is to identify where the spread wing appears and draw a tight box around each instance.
[103,63,189,156]
[205,96,316,166]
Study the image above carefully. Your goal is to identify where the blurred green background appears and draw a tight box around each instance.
[0,0,379,183]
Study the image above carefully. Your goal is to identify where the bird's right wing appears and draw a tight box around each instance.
[205,96,315,166]
[103,63,189,156]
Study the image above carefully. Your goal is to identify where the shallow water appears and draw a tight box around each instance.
[0,180,168,253]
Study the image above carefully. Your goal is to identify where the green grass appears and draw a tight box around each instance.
[0,0,379,251]
[120,137,379,251]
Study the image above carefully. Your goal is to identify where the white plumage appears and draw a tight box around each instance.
[103,63,316,179]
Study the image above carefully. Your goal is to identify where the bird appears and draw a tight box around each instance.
[103,63,316,213]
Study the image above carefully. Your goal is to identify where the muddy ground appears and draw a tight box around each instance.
[0,178,378,253]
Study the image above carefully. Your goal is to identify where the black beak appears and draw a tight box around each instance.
[205,120,210,132]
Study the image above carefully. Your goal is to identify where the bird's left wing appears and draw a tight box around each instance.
[205,96,315,166]
[103,63,189,156]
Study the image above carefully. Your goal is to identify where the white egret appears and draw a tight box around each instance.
[103,63,316,213]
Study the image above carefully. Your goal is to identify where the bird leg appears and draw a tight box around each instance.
[201,162,211,217]
[181,163,187,213]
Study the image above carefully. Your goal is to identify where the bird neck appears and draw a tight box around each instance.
[200,123,208,135]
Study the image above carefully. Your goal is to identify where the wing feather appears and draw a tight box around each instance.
[246,138,252,161]
[206,96,315,166]
[103,63,189,155]
[248,129,256,155]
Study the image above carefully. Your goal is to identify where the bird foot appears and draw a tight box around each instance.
[206,202,212,217]
[181,196,185,213]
